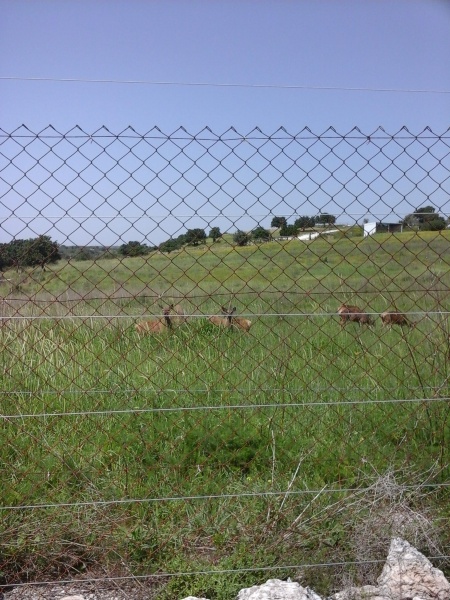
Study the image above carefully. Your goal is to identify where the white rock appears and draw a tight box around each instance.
[377,537,450,600]
[331,584,387,600]
[237,578,322,600]
[330,537,450,600]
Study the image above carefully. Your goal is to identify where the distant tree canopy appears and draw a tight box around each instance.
[279,224,299,237]
[0,235,61,271]
[294,216,316,230]
[0,244,9,272]
[272,214,336,235]
[315,214,336,226]
[159,239,182,253]
[233,230,251,246]
[158,231,188,253]
[209,227,222,241]
[403,205,446,231]
[185,228,207,246]
[59,245,122,261]
[119,241,150,257]
[252,226,271,242]
[76,249,100,261]
[271,216,287,229]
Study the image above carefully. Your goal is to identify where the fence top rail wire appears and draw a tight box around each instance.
[2,124,450,139]
[8,213,450,219]
[2,75,450,93]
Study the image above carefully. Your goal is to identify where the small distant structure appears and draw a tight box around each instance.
[298,229,339,241]
[363,222,403,238]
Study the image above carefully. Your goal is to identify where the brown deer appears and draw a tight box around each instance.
[209,306,234,329]
[231,311,252,332]
[209,306,252,332]
[135,304,174,334]
[338,303,373,327]
[172,304,187,325]
[380,311,413,328]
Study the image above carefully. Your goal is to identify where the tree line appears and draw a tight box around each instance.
[270,214,336,236]
[402,205,447,231]
[121,216,338,254]
[121,206,449,256]
[0,235,61,272]
[4,205,444,267]
[120,225,272,254]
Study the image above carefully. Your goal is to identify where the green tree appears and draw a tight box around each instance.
[119,241,149,257]
[403,205,446,231]
[416,206,446,230]
[415,205,436,222]
[279,224,298,236]
[252,226,271,242]
[159,239,183,253]
[403,213,419,228]
[294,216,315,230]
[7,239,28,271]
[233,230,251,246]
[3,236,61,271]
[271,216,287,229]
[209,227,222,241]
[32,235,61,269]
[175,233,187,246]
[425,218,446,231]
[0,243,10,272]
[315,214,336,226]
[185,228,207,246]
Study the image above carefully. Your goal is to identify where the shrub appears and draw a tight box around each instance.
[209,226,222,241]
[233,230,251,246]
[252,226,271,242]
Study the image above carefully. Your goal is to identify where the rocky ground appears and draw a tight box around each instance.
[2,580,161,600]
[3,539,450,600]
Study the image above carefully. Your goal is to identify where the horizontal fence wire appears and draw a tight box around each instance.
[0,126,450,598]
[1,396,450,417]
[3,75,450,93]
[2,483,450,512]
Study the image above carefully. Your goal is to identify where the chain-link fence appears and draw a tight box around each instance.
[1,126,449,599]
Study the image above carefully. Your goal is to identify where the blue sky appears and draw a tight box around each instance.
[1,0,450,245]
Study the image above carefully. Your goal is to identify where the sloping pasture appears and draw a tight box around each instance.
[1,231,449,598]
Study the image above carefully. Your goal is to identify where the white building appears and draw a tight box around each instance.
[363,222,403,237]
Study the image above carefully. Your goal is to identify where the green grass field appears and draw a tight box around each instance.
[1,230,449,598]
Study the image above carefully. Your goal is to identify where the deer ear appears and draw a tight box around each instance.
[232,307,237,314]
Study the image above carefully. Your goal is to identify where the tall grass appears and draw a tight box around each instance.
[1,231,449,597]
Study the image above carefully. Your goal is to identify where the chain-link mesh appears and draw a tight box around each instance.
[1,126,449,598]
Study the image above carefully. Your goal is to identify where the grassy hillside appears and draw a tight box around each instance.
[1,230,449,598]
[2,229,450,305]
